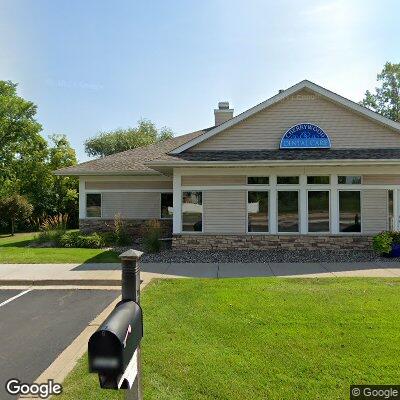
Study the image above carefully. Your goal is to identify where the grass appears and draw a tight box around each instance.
[58,277,400,400]
[0,232,119,263]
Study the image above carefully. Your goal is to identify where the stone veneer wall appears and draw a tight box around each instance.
[172,234,373,251]
[79,219,172,239]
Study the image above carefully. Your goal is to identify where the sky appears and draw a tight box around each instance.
[1,0,399,162]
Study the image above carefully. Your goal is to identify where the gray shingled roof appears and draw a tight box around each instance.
[153,148,400,162]
[54,129,208,175]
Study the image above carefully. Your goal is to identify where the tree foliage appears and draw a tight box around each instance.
[0,194,33,235]
[361,62,400,122]
[84,119,174,157]
[0,80,78,231]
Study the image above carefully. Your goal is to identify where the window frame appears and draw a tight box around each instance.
[246,190,270,234]
[181,190,204,233]
[306,189,331,233]
[86,193,102,219]
[338,189,362,234]
[160,192,173,220]
[277,189,300,234]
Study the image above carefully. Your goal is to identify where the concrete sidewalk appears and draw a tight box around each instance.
[0,261,399,286]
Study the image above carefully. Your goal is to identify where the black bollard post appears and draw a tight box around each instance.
[119,249,143,400]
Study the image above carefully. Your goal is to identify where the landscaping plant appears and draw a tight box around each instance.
[142,219,162,253]
[372,231,396,254]
[112,213,131,245]
[36,214,68,245]
[0,194,33,235]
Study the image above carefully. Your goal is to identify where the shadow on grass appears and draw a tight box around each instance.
[0,239,36,248]
[81,250,120,263]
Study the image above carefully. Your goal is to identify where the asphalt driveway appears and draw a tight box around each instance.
[0,288,119,398]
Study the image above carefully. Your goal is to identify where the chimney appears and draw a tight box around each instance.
[214,101,233,126]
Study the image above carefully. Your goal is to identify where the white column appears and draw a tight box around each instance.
[172,171,182,234]
[299,175,307,234]
[269,175,277,234]
[331,174,339,234]
[79,178,86,219]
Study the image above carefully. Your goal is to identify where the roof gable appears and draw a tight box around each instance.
[170,80,400,154]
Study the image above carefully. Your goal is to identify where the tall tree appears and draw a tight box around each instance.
[0,194,33,235]
[84,119,174,157]
[361,62,400,122]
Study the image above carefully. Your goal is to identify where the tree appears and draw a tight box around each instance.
[0,81,44,186]
[361,62,400,122]
[0,194,33,235]
[84,119,174,157]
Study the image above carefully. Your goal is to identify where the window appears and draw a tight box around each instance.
[248,191,269,232]
[277,176,299,184]
[308,191,330,232]
[161,193,173,219]
[338,176,362,184]
[247,176,269,185]
[307,176,330,184]
[182,192,203,232]
[339,191,361,232]
[86,194,101,218]
[278,191,299,232]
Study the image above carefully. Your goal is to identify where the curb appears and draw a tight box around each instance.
[0,279,122,286]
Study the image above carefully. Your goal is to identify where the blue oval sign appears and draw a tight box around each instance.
[280,123,331,149]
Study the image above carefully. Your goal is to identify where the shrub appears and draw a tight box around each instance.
[59,231,105,248]
[142,219,162,253]
[35,214,69,245]
[36,229,65,245]
[372,231,393,254]
[391,231,400,244]
[113,213,131,245]
[0,194,33,235]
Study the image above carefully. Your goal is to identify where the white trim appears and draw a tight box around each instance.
[394,189,399,230]
[331,175,339,234]
[269,175,278,234]
[299,175,307,234]
[170,80,400,154]
[85,189,173,193]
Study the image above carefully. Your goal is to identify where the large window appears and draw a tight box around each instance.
[339,191,361,232]
[182,192,203,232]
[338,176,362,184]
[86,193,101,218]
[277,176,299,185]
[247,176,269,185]
[278,191,299,232]
[161,193,173,219]
[248,191,269,232]
[308,191,330,232]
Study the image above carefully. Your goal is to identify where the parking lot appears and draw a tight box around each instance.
[0,288,119,398]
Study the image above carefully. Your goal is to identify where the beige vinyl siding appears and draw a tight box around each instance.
[102,192,160,219]
[203,190,246,233]
[193,89,400,151]
[181,176,246,186]
[363,175,400,185]
[362,190,388,234]
[86,181,172,190]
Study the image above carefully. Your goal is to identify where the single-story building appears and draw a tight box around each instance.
[55,80,400,250]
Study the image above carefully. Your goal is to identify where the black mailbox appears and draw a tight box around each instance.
[88,301,143,389]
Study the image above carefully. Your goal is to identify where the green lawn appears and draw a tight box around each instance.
[0,232,119,263]
[59,278,400,400]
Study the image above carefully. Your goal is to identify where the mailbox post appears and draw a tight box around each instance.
[120,249,143,400]
[88,249,143,400]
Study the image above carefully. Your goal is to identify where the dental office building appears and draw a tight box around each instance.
[56,80,400,250]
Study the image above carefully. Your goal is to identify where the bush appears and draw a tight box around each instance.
[36,229,66,245]
[142,219,162,253]
[59,231,105,248]
[35,214,69,245]
[373,231,393,254]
